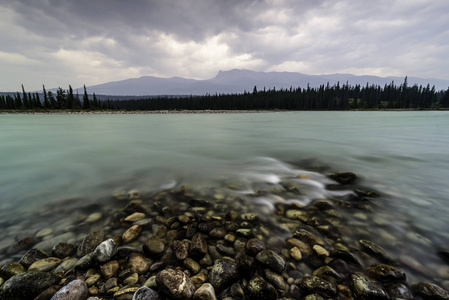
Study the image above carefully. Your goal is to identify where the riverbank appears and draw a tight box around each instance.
[1,169,449,299]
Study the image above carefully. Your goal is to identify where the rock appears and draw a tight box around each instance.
[75,252,96,270]
[172,240,190,261]
[125,212,146,222]
[127,253,152,274]
[287,238,312,256]
[35,285,60,300]
[183,258,201,275]
[290,247,302,261]
[114,287,139,299]
[412,282,449,300]
[132,286,161,300]
[327,172,357,185]
[359,240,390,261]
[237,254,257,278]
[208,258,239,292]
[77,231,105,257]
[28,257,62,272]
[313,266,341,281]
[104,277,119,291]
[53,257,78,274]
[286,209,307,220]
[328,258,350,275]
[241,213,259,222]
[0,272,59,300]
[128,190,141,200]
[255,250,286,273]
[304,295,324,300]
[85,212,102,223]
[246,238,266,256]
[349,273,389,300]
[193,283,217,300]
[300,276,336,297]
[52,243,76,259]
[0,262,26,279]
[330,250,362,268]
[123,273,139,286]
[236,229,255,238]
[156,269,196,300]
[93,239,117,263]
[366,263,406,281]
[143,239,166,257]
[313,245,329,258]
[385,282,413,299]
[122,225,142,244]
[264,268,287,295]
[86,274,101,287]
[216,244,235,257]
[190,233,208,259]
[230,283,245,298]
[209,227,227,239]
[6,237,37,255]
[246,276,278,300]
[293,229,325,247]
[20,248,49,268]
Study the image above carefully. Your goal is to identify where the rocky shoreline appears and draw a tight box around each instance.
[1,171,449,300]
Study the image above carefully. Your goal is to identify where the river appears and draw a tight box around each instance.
[1,111,449,285]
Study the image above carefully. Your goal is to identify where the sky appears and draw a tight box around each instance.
[1,0,448,91]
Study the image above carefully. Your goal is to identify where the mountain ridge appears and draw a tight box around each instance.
[84,69,449,96]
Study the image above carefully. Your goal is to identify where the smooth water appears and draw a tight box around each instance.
[1,111,449,282]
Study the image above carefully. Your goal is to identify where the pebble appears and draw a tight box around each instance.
[156,269,196,300]
[300,276,337,297]
[132,286,161,300]
[53,257,78,274]
[246,276,278,300]
[246,238,266,256]
[19,249,49,268]
[143,239,165,257]
[28,257,61,272]
[0,263,26,279]
[366,263,406,281]
[122,225,142,244]
[255,250,286,273]
[123,273,139,285]
[193,283,217,300]
[77,231,105,257]
[313,245,329,258]
[93,238,117,263]
[350,272,389,300]
[127,253,152,274]
[52,242,76,259]
[290,247,302,261]
[208,258,239,292]
[125,212,146,222]
[100,260,119,279]
[35,228,53,238]
[85,212,103,223]
[412,282,449,300]
[0,271,59,299]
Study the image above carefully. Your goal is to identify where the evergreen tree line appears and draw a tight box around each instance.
[0,85,113,110]
[1,77,449,111]
[110,78,449,111]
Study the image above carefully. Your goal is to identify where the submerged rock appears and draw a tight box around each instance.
[366,263,406,281]
[327,172,357,185]
[412,282,449,300]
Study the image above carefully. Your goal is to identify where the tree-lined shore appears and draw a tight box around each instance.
[1,77,449,112]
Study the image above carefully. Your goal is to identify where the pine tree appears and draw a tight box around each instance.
[83,85,90,109]
[43,85,50,109]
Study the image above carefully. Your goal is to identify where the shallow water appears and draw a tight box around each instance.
[1,111,449,284]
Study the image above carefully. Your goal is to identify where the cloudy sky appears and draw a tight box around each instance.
[1,0,448,91]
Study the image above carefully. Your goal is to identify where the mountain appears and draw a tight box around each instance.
[85,69,449,96]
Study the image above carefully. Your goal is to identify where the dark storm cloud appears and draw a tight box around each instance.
[0,0,448,90]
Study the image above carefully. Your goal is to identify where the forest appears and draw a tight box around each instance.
[1,77,449,111]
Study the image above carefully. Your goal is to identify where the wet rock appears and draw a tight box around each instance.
[172,240,190,261]
[230,283,245,298]
[53,257,78,274]
[184,258,201,275]
[6,237,37,255]
[193,283,216,300]
[28,257,61,272]
[35,285,60,300]
[0,262,26,279]
[327,172,357,185]
[123,273,139,286]
[156,269,196,300]
[190,233,208,259]
[125,212,146,222]
[127,253,152,274]
[300,276,336,297]
[209,227,227,239]
[287,238,312,256]
[236,228,255,238]
[20,248,49,268]
[114,287,139,299]
[143,239,166,257]
[241,213,259,223]
[359,240,390,261]
[75,252,96,270]
[255,250,286,273]
[104,277,119,291]
[293,229,325,246]
[264,268,287,295]
[385,282,413,299]
[86,273,101,287]
[0,271,59,300]
[132,286,161,300]
[52,243,76,259]
[290,247,302,261]
[313,245,329,258]
[216,244,235,257]
[246,238,266,256]
[100,260,119,279]
[50,278,88,300]
[246,276,278,300]
[331,250,363,268]
[328,258,350,275]
[366,263,406,282]
[208,258,239,292]
[122,225,142,244]
[412,282,449,300]
[93,238,117,263]
[304,294,324,300]
[77,231,105,257]
[349,272,389,300]
[337,284,353,300]
[313,265,341,281]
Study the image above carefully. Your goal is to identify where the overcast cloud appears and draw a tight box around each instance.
[0,0,448,91]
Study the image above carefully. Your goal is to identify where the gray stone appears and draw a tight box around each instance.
[193,283,217,300]
[255,250,286,273]
[208,258,239,293]
[75,252,96,270]
[93,238,117,263]
[412,282,449,300]
[50,279,88,300]
[53,257,78,274]
[349,273,389,300]
[156,269,196,300]
[132,286,161,300]
[77,231,105,257]
[0,272,59,300]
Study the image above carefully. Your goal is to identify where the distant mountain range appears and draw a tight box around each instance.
[83,69,449,96]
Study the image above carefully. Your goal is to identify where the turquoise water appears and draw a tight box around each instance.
[1,111,449,282]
